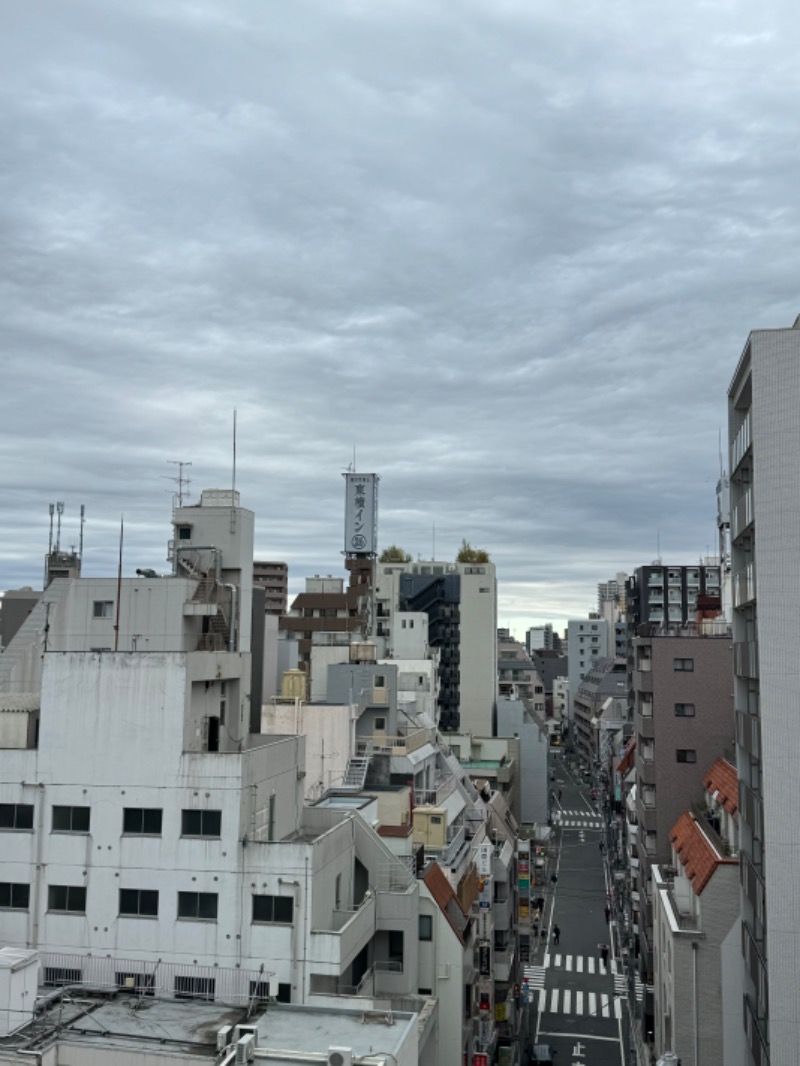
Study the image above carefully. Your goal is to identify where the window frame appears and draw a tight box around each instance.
[419,914,433,941]
[122,807,163,836]
[251,894,294,924]
[119,888,159,918]
[48,884,87,914]
[673,658,694,672]
[177,891,218,921]
[0,803,34,830]
[674,703,696,717]
[676,749,698,764]
[180,809,222,838]
[92,600,114,619]
[52,805,91,833]
[0,882,31,910]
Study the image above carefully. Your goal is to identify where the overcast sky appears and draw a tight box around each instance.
[2,0,798,634]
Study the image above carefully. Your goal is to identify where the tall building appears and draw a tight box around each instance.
[374,559,498,734]
[526,623,554,652]
[252,559,288,616]
[728,318,800,1066]
[566,618,610,738]
[598,572,628,621]
[626,564,722,630]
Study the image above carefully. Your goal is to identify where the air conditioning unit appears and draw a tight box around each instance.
[216,1026,233,1051]
[235,1034,255,1064]
[328,1049,353,1066]
[234,1025,259,1046]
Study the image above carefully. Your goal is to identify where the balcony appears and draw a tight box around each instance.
[733,562,756,607]
[636,711,654,740]
[494,946,515,983]
[310,892,377,975]
[734,641,759,679]
[731,411,751,472]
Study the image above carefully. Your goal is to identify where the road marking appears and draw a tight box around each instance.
[563,989,572,1013]
[574,990,582,1014]
[576,956,583,973]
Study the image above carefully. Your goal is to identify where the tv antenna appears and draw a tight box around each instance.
[164,461,192,508]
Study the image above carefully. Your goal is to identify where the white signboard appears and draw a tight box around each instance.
[344,473,379,555]
[477,842,493,877]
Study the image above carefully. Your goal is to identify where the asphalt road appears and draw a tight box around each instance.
[527,753,630,1066]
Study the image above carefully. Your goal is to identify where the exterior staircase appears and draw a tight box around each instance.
[191,574,230,652]
[339,748,372,792]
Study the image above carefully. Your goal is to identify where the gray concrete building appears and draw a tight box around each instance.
[631,624,733,997]
[0,588,41,651]
[728,318,800,1066]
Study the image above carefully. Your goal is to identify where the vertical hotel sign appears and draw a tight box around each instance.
[344,473,379,555]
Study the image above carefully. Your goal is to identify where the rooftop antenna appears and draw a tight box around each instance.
[113,516,124,652]
[230,409,237,533]
[79,504,86,560]
[656,529,661,565]
[165,461,192,509]
[55,501,64,552]
[432,522,436,561]
[48,503,55,558]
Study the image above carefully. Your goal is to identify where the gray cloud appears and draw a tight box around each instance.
[2,0,798,632]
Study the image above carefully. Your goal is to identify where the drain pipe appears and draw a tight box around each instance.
[224,584,238,652]
[692,940,699,1066]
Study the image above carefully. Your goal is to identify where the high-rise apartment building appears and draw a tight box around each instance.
[728,318,800,1066]
[252,560,288,615]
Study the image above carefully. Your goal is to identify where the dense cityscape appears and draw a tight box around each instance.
[1,319,796,1064]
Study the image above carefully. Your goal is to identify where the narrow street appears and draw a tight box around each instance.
[524,756,632,1066]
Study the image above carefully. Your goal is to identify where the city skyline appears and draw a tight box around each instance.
[3,1,798,630]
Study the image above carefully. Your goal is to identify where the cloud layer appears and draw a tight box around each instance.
[2,0,798,631]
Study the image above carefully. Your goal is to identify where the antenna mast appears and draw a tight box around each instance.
[165,461,192,509]
[79,504,86,560]
[55,501,64,552]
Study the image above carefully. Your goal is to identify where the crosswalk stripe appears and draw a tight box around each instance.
[615,996,622,1019]
[563,989,571,1013]
[576,956,583,973]
[549,989,558,1013]
[588,992,596,1017]
[574,990,582,1014]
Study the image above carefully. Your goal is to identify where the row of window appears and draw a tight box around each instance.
[0,884,293,923]
[43,965,292,1004]
[0,805,223,838]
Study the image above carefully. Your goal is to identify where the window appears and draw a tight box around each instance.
[174,976,215,1000]
[419,914,433,941]
[0,803,34,830]
[119,888,159,917]
[52,806,90,833]
[177,526,192,541]
[48,885,87,913]
[251,894,293,923]
[675,703,696,717]
[177,891,218,920]
[0,882,30,909]
[116,972,155,996]
[676,750,697,764]
[374,675,386,687]
[181,809,221,837]
[388,930,404,961]
[92,600,114,618]
[374,717,386,731]
[123,808,163,835]
[674,658,694,672]
[44,967,82,987]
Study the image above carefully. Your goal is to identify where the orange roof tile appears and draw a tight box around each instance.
[703,757,738,817]
[423,863,470,944]
[617,736,636,775]
[669,811,734,895]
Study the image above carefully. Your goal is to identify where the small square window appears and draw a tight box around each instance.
[52,806,90,833]
[123,808,163,835]
[48,885,87,913]
[119,888,159,917]
[0,882,30,909]
[181,809,221,837]
[177,526,192,541]
[374,717,386,731]
[374,675,386,687]
[0,803,34,830]
[674,704,696,717]
[252,894,293,923]
[673,658,694,672]
[92,601,114,619]
[177,891,218,920]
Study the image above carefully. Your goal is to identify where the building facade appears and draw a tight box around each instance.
[728,319,800,1066]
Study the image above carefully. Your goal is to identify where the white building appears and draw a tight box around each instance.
[565,618,610,735]
[373,560,498,736]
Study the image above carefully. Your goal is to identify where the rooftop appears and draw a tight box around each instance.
[704,756,738,817]
[669,811,737,895]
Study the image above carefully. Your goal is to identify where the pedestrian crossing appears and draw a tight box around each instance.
[552,808,604,829]
[544,953,610,975]
[523,964,547,989]
[535,987,622,1019]
[613,971,645,1003]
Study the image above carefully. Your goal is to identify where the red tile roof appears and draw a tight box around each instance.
[703,757,738,817]
[669,811,735,895]
[617,736,636,775]
[423,863,469,943]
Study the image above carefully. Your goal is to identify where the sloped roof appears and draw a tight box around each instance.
[423,863,470,944]
[703,757,738,817]
[0,693,40,713]
[617,735,636,775]
[670,812,735,896]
